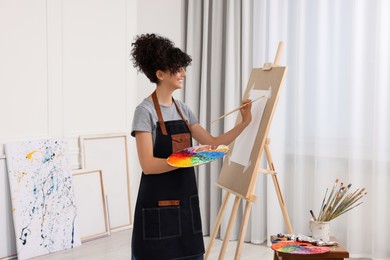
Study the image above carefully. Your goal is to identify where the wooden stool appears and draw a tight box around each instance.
[271,236,349,260]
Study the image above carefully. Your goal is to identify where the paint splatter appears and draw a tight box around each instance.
[167,145,229,168]
[26,150,42,160]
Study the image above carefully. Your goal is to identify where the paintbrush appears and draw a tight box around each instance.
[324,182,346,221]
[310,210,317,221]
[318,179,339,221]
[317,181,367,221]
[330,184,351,215]
[318,187,328,218]
[210,95,266,124]
[333,188,365,216]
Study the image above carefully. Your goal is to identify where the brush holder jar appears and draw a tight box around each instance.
[309,220,330,242]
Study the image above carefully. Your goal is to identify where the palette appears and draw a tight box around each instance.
[167,145,229,168]
[271,241,330,255]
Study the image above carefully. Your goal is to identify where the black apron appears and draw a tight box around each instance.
[132,92,205,260]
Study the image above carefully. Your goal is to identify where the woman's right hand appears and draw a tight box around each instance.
[240,99,252,126]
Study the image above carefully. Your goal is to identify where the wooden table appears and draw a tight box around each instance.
[271,236,349,260]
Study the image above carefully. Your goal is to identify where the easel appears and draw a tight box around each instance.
[205,42,293,260]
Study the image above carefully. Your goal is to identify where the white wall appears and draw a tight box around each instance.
[0,0,138,161]
[135,0,185,101]
[0,1,48,139]
[0,0,184,257]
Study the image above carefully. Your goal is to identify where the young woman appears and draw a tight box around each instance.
[130,33,252,260]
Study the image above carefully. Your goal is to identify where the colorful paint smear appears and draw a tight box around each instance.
[5,139,81,260]
[167,145,229,168]
[271,241,330,255]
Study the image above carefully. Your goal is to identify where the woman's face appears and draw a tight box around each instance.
[160,67,187,90]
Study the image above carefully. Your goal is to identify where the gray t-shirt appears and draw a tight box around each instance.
[131,98,198,145]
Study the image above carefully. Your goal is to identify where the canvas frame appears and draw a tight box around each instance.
[217,66,287,199]
[72,169,110,242]
[79,133,132,231]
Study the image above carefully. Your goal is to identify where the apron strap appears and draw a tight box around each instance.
[173,99,192,133]
[151,91,168,135]
[151,91,192,135]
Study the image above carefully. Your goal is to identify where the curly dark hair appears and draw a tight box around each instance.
[131,34,192,83]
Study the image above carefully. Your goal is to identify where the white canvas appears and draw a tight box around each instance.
[230,89,270,167]
[5,139,81,260]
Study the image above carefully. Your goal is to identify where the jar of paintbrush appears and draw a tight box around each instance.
[309,179,367,242]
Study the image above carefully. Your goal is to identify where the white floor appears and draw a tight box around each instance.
[28,228,371,260]
[32,229,275,260]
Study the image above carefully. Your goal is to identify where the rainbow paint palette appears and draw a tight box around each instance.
[272,241,330,255]
[167,145,229,168]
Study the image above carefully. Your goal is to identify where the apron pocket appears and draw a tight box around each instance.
[171,133,191,153]
[142,206,181,240]
[190,195,202,234]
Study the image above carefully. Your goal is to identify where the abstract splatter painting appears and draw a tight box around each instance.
[5,139,80,260]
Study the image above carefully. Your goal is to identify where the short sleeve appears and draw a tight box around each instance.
[131,105,154,137]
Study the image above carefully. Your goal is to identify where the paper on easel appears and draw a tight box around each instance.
[230,89,270,167]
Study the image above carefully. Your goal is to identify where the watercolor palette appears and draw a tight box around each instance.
[167,145,229,168]
[271,241,330,255]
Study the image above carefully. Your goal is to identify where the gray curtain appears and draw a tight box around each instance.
[183,0,254,241]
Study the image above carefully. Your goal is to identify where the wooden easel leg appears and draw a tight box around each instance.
[218,196,241,260]
[205,192,231,260]
[264,138,294,233]
[271,174,293,233]
[234,200,252,260]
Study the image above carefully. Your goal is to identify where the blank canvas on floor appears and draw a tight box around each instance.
[79,133,132,231]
